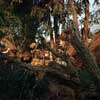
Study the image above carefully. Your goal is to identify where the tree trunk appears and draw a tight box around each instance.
[83,0,89,42]
[67,0,78,56]
[68,0,78,26]
[50,31,55,61]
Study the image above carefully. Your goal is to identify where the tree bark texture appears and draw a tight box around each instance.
[83,0,89,42]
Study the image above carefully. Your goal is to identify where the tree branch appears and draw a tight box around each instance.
[40,37,79,76]
[69,25,100,80]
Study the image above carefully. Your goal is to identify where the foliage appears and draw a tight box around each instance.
[0,62,49,99]
[0,31,5,38]
[12,0,33,17]
[0,9,5,26]
[0,0,100,99]
[24,16,39,39]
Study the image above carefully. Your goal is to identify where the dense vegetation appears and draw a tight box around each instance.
[0,0,100,100]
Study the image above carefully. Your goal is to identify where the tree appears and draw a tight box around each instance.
[68,0,78,26]
[0,0,100,99]
[82,0,89,42]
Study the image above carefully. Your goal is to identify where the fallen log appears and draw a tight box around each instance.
[14,62,81,89]
[0,53,81,90]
